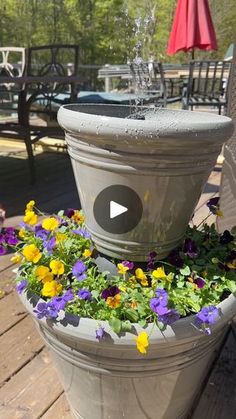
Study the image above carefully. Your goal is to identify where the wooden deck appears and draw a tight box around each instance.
[0,142,236,418]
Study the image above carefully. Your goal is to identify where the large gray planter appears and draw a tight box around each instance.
[58,104,233,261]
[20,291,236,419]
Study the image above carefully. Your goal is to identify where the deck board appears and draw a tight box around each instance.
[0,349,62,419]
[0,315,44,386]
[192,326,236,418]
[0,140,231,418]
[0,292,27,336]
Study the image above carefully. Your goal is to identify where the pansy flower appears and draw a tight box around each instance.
[135,332,149,355]
[95,326,105,341]
[149,288,169,315]
[22,244,42,263]
[50,260,65,276]
[135,268,148,286]
[101,286,120,300]
[42,217,59,231]
[23,211,38,226]
[168,249,184,268]
[195,306,219,334]
[183,238,198,258]
[117,261,134,275]
[72,260,87,281]
[78,289,92,301]
[16,279,28,294]
[206,197,223,216]
[106,294,121,308]
[41,280,63,297]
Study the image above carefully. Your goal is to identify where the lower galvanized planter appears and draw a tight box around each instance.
[20,291,236,419]
[57,104,233,261]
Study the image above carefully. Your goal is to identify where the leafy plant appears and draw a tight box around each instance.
[1,198,236,354]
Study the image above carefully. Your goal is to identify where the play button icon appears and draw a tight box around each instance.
[110,201,128,219]
[93,185,143,234]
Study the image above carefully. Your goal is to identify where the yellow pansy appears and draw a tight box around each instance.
[23,211,38,226]
[72,211,85,224]
[56,232,67,243]
[106,294,121,308]
[49,259,65,275]
[42,217,59,231]
[135,268,148,286]
[35,265,54,283]
[25,200,35,212]
[135,332,149,355]
[11,253,22,264]
[215,209,223,217]
[19,228,26,238]
[22,244,42,263]
[83,249,92,258]
[117,263,129,275]
[41,280,63,297]
[152,267,166,279]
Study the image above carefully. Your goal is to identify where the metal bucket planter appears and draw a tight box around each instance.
[20,291,236,419]
[57,104,233,261]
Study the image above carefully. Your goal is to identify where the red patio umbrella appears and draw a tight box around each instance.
[167,0,217,57]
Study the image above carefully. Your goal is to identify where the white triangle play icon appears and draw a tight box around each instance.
[110,201,128,219]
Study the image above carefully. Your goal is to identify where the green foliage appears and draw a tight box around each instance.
[0,0,234,67]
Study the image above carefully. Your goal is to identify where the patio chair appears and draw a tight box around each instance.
[0,48,33,174]
[217,41,236,232]
[21,44,79,181]
[182,60,232,115]
[129,60,167,107]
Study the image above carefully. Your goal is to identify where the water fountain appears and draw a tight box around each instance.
[58,103,233,261]
[21,11,236,419]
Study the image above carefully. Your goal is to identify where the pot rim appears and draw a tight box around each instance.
[57,104,233,144]
[20,290,236,347]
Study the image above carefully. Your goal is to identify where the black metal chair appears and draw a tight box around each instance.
[129,60,167,107]
[22,44,79,182]
[182,60,232,115]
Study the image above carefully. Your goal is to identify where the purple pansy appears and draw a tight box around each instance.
[219,230,234,245]
[206,197,220,214]
[34,224,49,240]
[158,309,180,325]
[48,296,67,312]
[72,228,91,239]
[95,326,105,341]
[63,289,74,302]
[168,249,184,268]
[33,302,58,319]
[72,260,87,281]
[43,236,56,254]
[147,251,157,270]
[65,208,75,218]
[194,277,205,289]
[101,286,120,300]
[196,306,219,325]
[78,289,92,301]
[183,238,198,258]
[150,289,169,315]
[122,260,134,270]
[16,279,28,294]
[1,227,19,246]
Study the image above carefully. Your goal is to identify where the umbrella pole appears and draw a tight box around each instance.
[191,49,195,60]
